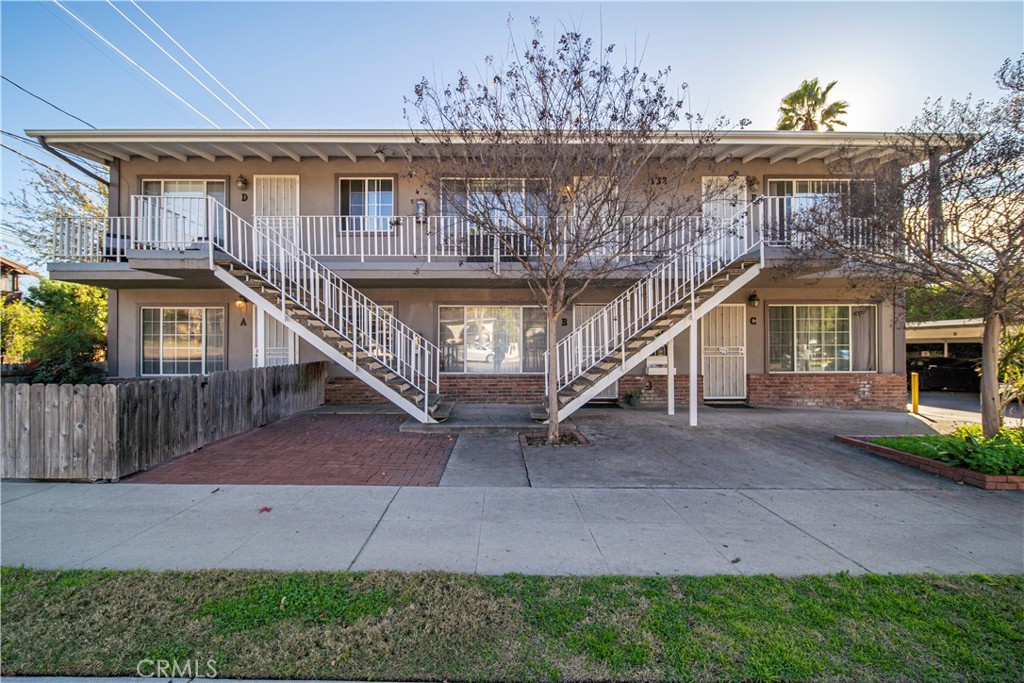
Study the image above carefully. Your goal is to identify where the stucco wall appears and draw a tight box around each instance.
[112,288,254,378]
[109,279,902,382]
[111,156,840,220]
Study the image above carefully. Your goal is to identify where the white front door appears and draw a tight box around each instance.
[701,176,748,265]
[702,304,747,400]
[254,175,300,242]
[574,304,619,400]
[253,175,300,366]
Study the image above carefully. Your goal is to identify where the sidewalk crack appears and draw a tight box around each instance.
[346,486,401,572]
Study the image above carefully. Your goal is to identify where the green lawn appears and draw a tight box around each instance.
[872,426,1024,476]
[2,567,1022,682]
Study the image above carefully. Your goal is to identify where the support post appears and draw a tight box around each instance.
[689,320,698,426]
[667,338,675,416]
[254,308,266,368]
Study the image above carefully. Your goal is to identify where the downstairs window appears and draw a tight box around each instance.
[141,307,225,375]
[768,304,877,373]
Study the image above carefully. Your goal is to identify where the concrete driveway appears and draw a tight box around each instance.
[441,404,986,489]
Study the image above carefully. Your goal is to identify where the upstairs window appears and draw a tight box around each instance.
[441,179,549,221]
[339,178,394,231]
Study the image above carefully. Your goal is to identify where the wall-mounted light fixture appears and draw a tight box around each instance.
[235,174,248,190]
[747,292,761,308]
[234,295,248,311]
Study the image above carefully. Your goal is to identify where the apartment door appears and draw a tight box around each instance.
[702,304,747,400]
[263,317,297,367]
[253,175,300,365]
[701,176,748,265]
[254,175,300,244]
[574,304,618,401]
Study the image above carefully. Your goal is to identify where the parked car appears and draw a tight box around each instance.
[907,357,981,392]
[465,341,494,364]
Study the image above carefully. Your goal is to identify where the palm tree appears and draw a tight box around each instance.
[777,78,849,131]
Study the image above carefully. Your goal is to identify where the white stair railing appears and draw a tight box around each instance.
[553,202,762,393]
[212,198,440,413]
[191,197,439,416]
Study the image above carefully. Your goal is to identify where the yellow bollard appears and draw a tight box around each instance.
[911,372,919,414]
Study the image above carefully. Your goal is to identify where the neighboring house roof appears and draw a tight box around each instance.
[906,318,1020,345]
[26,128,901,167]
[0,256,43,279]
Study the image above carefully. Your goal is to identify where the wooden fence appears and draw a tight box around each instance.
[1,362,327,481]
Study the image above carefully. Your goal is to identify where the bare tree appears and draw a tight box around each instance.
[2,164,107,268]
[786,56,1023,437]
[407,19,745,441]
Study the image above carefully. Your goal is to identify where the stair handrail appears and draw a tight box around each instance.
[552,200,764,391]
[202,197,440,407]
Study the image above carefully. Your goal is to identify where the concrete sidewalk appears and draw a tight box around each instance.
[2,481,1020,575]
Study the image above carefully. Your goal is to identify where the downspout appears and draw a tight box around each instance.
[36,136,110,187]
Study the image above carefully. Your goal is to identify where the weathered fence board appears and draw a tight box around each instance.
[1,362,326,481]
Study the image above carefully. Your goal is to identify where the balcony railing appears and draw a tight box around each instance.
[51,195,886,265]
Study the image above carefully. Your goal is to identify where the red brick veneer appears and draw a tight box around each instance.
[326,372,907,411]
[324,374,547,405]
[748,373,906,411]
[618,375,704,405]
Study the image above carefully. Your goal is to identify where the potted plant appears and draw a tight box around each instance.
[626,389,643,407]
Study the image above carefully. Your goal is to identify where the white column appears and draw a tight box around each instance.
[667,338,676,416]
[689,320,698,426]
[254,307,266,368]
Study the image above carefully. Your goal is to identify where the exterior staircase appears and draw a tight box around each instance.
[541,203,764,422]
[193,197,445,423]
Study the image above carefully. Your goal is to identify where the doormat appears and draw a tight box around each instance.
[703,402,754,409]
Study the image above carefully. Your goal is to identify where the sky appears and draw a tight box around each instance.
[1,0,1022,260]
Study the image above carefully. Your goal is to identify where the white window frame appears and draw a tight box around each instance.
[438,304,547,375]
[767,303,878,374]
[140,306,226,376]
[338,177,395,232]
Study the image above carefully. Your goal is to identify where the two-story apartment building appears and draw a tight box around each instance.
[34,129,908,423]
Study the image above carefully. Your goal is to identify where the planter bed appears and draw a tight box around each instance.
[835,435,1024,490]
[519,429,591,448]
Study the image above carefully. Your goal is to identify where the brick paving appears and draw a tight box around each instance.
[126,414,456,486]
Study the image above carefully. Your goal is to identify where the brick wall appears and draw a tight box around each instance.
[324,374,546,405]
[748,373,906,411]
[327,372,907,411]
[618,375,704,405]
[440,374,546,404]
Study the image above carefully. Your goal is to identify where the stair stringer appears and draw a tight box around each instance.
[212,266,438,424]
[554,262,762,422]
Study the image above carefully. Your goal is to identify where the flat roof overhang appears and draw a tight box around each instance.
[26,128,902,167]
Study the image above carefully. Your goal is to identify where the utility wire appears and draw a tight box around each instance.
[51,0,221,128]
[106,1,256,129]
[130,0,270,128]
[1,75,96,128]
[1,143,101,190]
[2,130,107,174]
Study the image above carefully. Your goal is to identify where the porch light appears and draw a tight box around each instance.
[234,295,248,311]
[747,292,760,308]
[235,174,248,190]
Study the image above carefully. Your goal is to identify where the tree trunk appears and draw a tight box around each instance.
[546,311,561,444]
[980,313,1003,438]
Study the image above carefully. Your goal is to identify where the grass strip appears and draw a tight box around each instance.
[2,567,1022,682]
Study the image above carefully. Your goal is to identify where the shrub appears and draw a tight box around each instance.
[21,281,106,384]
[873,427,1024,476]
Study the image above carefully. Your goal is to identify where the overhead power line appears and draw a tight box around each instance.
[1,75,96,128]
[51,0,221,128]
[130,0,270,128]
[1,143,101,190]
[2,130,106,174]
[106,1,257,129]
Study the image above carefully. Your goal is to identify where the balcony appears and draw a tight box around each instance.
[50,195,883,271]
